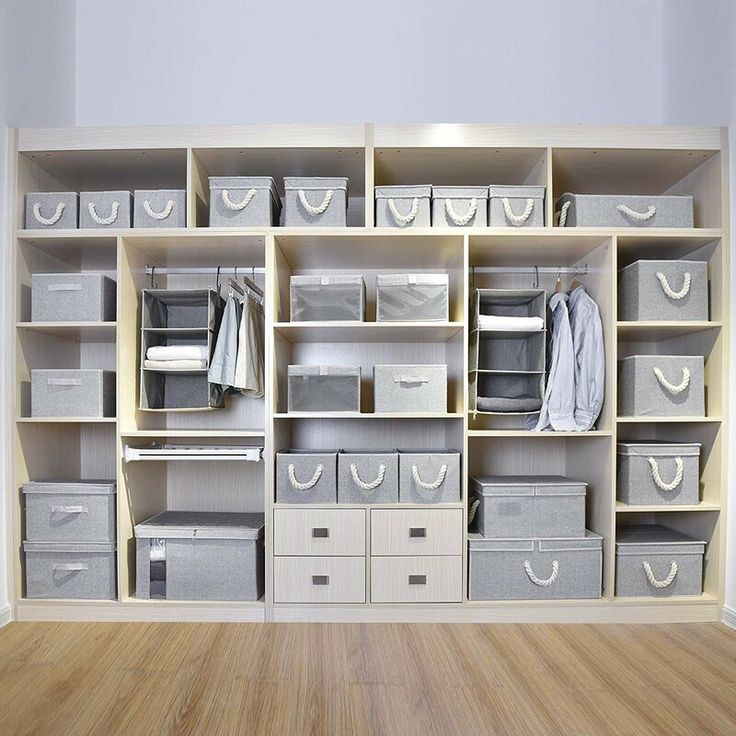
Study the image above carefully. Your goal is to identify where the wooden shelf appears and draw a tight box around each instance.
[617,416,721,423]
[16,321,116,341]
[274,321,464,343]
[274,412,464,420]
[468,430,612,438]
[615,502,720,513]
[121,429,266,438]
[617,321,721,341]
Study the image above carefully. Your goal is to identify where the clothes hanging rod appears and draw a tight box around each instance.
[145,266,265,275]
[472,265,588,275]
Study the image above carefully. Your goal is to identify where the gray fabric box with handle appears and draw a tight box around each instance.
[134,189,186,228]
[376,274,449,322]
[208,176,281,227]
[374,364,447,413]
[25,192,79,229]
[398,450,461,504]
[79,191,133,229]
[276,450,338,504]
[288,365,361,413]
[337,450,399,504]
[432,186,488,228]
[284,177,348,227]
[488,185,545,227]
[290,275,365,322]
[375,185,431,228]
[31,369,116,418]
[31,273,116,322]
[556,193,694,228]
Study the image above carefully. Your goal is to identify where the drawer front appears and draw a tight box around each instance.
[371,556,463,603]
[274,556,366,603]
[274,508,365,556]
[371,509,463,556]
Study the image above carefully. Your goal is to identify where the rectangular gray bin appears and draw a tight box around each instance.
[616,524,704,597]
[399,450,461,504]
[290,275,365,322]
[376,274,449,322]
[617,442,701,506]
[287,365,361,413]
[23,480,116,543]
[375,185,431,228]
[468,532,603,600]
[134,189,186,228]
[284,177,348,227]
[209,176,281,227]
[25,192,78,229]
[31,273,116,322]
[488,185,545,227]
[432,186,488,228]
[276,450,338,504]
[337,449,399,504]
[470,476,586,539]
[618,259,708,322]
[31,369,116,418]
[135,511,265,601]
[556,193,694,228]
[79,191,133,229]
[374,364,447,413]
[618,355,705,417]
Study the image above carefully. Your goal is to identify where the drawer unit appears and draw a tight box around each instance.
[337,450,399,504]
[488,185,545,227]
[398,450,461,504]
[274,556,366,603]
[370,555,463,603]
[79,191,132,229]
[373,364,447,414]
[376,274,449,322]
[290,275,365,322]
[556,192,694,228]
[284,177,348,227]
[276,450,338,504]
[374,185,431,228]
[25,191,78,229]
[31,369,116,418]
[208,176,281,227]
[134,189,186,228]
[432,186,488,228]
[288,365,361,413]
[370,509,463,556]
[31,273,116,323]
[274,508,366,556]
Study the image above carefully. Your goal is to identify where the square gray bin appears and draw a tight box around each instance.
[290,275,365,322]
[284,177,348,227]
[488,185,545,227]
[134,190,186,228]
[25,192,79,229]
[31,273,116,322]
[24,541,116,600]
[618,355,705,417]
[337,449,399,504]
[468,532,603,600]
[23,480,116,543]
[399,450,461,504]
[615,524,705,597]
[556,193,694,228]
[618,260,708,322]
[376,274,449,322]
[432,186,488,228]
[31,369,116,418]
[209,176,281,227]
[375,185,431,228]
[79,191,133,229]
[469,476,587,539]
[134,511,264,601]
[374,364,447,414]
[617,442,701,506]
[276,450,338,504]
[287,365,361,413]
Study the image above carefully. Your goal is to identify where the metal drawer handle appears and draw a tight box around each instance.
[409,527,426,538]
[312,575,330,586]
[408,575,427,585]
[53,563,88,573]
[647,457,684,492]
[51,505,88,514]
[643,561,678,588]
[311,527,329,538]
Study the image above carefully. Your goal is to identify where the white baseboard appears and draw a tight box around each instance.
[722,605,736,630]
[0,605,11,628]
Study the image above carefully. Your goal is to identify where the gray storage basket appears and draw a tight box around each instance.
[376,274,449,322]
[398,450,461,504]
[290,275,365,322]
[337,450,399,504]
[276,450,338,504]
[79,191,133,229]
[488,185,545,227]
[287,365,361,413]
[31,369,116,418]
[432,186,488,228]
[31,273,116,322]
[556,192,694,228]
[284,177,348,227]
[375,185,431,228]
[25,192,79,229]
[208,176,281,227]
[134,189,186,228]
[373,364,447,413]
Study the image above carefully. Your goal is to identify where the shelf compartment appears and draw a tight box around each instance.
[16,322,116,342]
[616,502,720,513]
[274,322,464,344]
[274,412,463,420]
[617,321,721,341]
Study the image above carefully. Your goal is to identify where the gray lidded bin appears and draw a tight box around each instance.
[23,480,116,543]
[488,185,545,227]
[288,365,361,413]
[79,191,133,229]
[135,511,265,601]
[615,524,704,597]
[468,532,602,601]
[617,442,700,506]
[376,274,449,322]
[25,192,79,229]
[432,186,488,228]
[337,449,399,504]
[399,449,461,504]
[290,275,365,322]
[284,177,348,227]
[134,189,186,228]
[618,259,708,322]
[375,185,431,228]
[469,476,586,539]
[618,355,705,417]
[32,369,116,418]
[556,192,694,228]
[31,273,116,322]
[24,541,116,600]
[209,176,281,227]
[276,449,338,504]
[374,364,447,414]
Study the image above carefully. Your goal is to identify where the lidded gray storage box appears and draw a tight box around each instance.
[287,365,361,413]
[208,176,281,227]
[276,449,338,504]
[337,449,399,504]
[79,191,133,229]
[284,177,348,227]
[432,186,488,228]
[25,192,78,229]
[618,260,708,322]
[31,369,116,418]
[556,192,694,228]
[31,273,116,322]
[134,511,265,601]
[488,185,545,227]
[617,442,700,506]
[615,524,705,597]
[376,274,449,322]
[398,450,461,504]
[375,185,431,228]
[134,189,186,228]
[290,275,365,322]
[374,364,447,414]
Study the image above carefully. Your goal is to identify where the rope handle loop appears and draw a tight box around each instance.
[222,188,257,211]
[656,271,691,300]
[350,463,386,492]
[467,498,480,526]
[298,189,333,216]
[523,560,559,587]
[647,456,684,492]
[643,560,678,588]
[445,197,478,226]
[617,203,656,221]
[288,463,324,491]
[388,197,419,225]
[411,463,447,491]
[555,200,571,227]
[88,201,119,226]
[502,197,534,226]
[653,366,690,395]
[33,201,65,226]
[143,200,174,220]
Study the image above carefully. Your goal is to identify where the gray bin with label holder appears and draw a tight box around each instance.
[32,273,116,322]
[31,369,116,418]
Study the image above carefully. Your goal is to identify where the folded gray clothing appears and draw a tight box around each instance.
[477,396,543,413]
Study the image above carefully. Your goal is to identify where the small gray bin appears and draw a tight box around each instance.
[31,369,116,418]
[470,476,586,539]
[79,191,133,229]
[284,177,348,227]
[134,511,264,601]
[276,449,338,504]
[288,365,361,413]
[376,274,449,322]
[374,364,447,413]
[375,185,431,228]
[617,442,701,506]
[468,532,603,600]
[488,185,545,227]
[618,355,705,417]
[618,260,708,322]
[399,450,461,504]
[23,480,116,543]
[24,541,116,600]
[337,449,399,504]
[208,176,281,227]
[25,192,78,229]
[134,189,186,228]
[31,273,116,322]
[432,186,488,228]
[556,193,694,228]
[290,275,365,322]
[615,524,704,597]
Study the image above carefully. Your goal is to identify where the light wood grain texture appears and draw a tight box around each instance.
[273,509,366,557]
[274,557,366,603]
[370,509,463,556]
[370,555,463,603]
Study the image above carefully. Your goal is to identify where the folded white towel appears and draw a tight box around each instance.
[478,315,545,332]
[144,359,207,370]
[146,345,209,361]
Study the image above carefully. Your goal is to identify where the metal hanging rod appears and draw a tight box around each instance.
[472,265,588,275]
[145,266,265,275]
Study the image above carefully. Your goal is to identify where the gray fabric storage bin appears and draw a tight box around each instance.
[376,274,449,322]
[276,450,338,504]
[618,355,705,417]
[337,450,399,504]
[398,450,461,504]
[616,524,705,597]
[290,275,365,322]
[488,185,545,227]
[470,476,586,539]
[31,273,116,322]
[288,365,361,413]
[618,260,708,322]
[375,185,431,228]
[556,193,694,228]
[284,177,348,227]
[208,176,281,227]
[468,532,602,600]
[617,442,700,506]
[432,186,488,228]
[23,480,116,543]
[374,364,447,413]
[31,369,116,418]
[134,189,186,228]
[24,541,116,599]
[79,191,132,229]
[25,192,78,229]
[134,511,264,601]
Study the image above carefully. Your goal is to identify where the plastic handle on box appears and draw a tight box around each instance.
[312,575,329,586]
[33,201,66,226]
[409,527,426,538]
[143,200,174,220]
[653,366,691,395]
[47,378,82,387]
[643,560,678,588]
[288,463,323,491]
[349,463,386,491]
[445,197,478,226]
[394,375,429,385]
[88,201,120,226]
[411,464,447,491]
[51,505,89,514]
[616,203,656,221]
[523,559,559,587]
[408,575,427,585]
[656,271,691,300]
[312,527,330,538]
[502,197,534,227]
[222,188,256,211]
[48,283,82,291]
[52,563,88,573]
[387,197,418,225]
[298,189,333,215]
[647,457,684,492]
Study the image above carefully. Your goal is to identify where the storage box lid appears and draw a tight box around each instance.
[618,259,707,276]
[134,189,185,196]
[23,541,116,553]
[134,511,265,540]
[559,192,693,202]
[376,273,449,286]
[618,354,704,364]
[290,274,364,287]
[22,480,116,495]
[397,448,460,455]
[27,191,79,199]
[470,475,586,497]
[33,272,114,284]
[278,448,340,456]
[469,530,602,552]
[488,185,545,198]
[284,177,348,194]
[432,186,488,199]
[288,365,361,377]
[80,190,132,198]
[339,449,397,456]
[208,176,281,208]
[617,442,701,457]
[616,524,705,552]
[31,369,115,378]
[374,185,431,199]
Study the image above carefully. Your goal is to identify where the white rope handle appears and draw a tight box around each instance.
[88,201,119,226]
[556,200,571,227]
[445,198,478,226]
[222,188,256,211]
[467,498,480,526]
[350,463,386,491]
[643,560,678,588]
[143,200,174,220]
[388,197,419,225]
[523,560,559,587]
[411,464,447,491]
[502,197,534,227]
[653,366,690,395]
[287,463,323,491]
[298,189,333,215]
[647,457,684,492]
[656,272,691,300]
[33,201,65,226]
[617,203,656,221]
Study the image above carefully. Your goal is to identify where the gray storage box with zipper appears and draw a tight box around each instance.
[31,369,116,418]
[488,185,545,227]
[556,193,694,228]
[79,191,133,229]
[25,191,78,229]
[276,449,338,504]
[287,365,361,413]
[337,449,399,504]
[208,176,281,227]
[398,449,461,504]
[134,189,186,228]
[432,186,488,228]
[284,177,348,227]
[375,185,431,228]
[374,364,447,414]
[31,273,116,323]
[290,275,365,322]
[376,274,449,322]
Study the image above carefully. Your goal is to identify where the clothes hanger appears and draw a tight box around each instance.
[570,266,584,292]
[243,266,264,305]
[555,268,564,294]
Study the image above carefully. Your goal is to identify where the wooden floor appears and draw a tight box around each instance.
[0,622,735,735]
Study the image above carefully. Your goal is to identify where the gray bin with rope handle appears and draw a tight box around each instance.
[208,176,281,227]
[284,177,348,227]
[431,186,488,228]
[375,185,431,228]
[79,191,133,229]
[32,273,116,322]
[337,450,399,504]
[25,191,79,229]
[398,450,461,504]
[134,189,186,228]
[555,193,694,228]
[276,450,338,504]
[373,364,447,414]
[488,185,545,227]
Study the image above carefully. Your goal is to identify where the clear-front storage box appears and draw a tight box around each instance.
[374,185,431,228]
[287,365,361,413]
[374,364,447,414]
[398,450,461,504]
[337,450,399,504]
[25,192,78,229]
[376,274,449,322]
[488,185,545,227]
[31,369,116,418]
[432,186,488,228]
[276,449,338,504]
[79,191,133,229]
[134,189,186,228]
[290,275,365,322]
[556,193,694,228]
[284,177,348,227]
[31,273,116,322]
[208,176,281,227]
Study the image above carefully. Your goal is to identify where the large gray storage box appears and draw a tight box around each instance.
[134,189,186,228]
[290,275,365,322]
[23,480,116,543]
[31,369,116,418]
[337,449,399,504]
[376,274,449,322]
[618,355,705,417]
[284,177,348,227]
[374,364,447,413]
[208,176,281,227]
[432,186,488,228]
[375,185,431,228]
[556,193,694,228]
[24,541,116,599]
[615,524,705,597]
[618,259,708,322]
[25,192,78,229]
[470,476,586,539]
[135,511,264,601]
[79,191,133,229]
[288,365,361,413]
[31,273,116,322]
[468,532,603,600]
[276,450,338,504]
[398,450,461,504]
[488,185,545,227]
